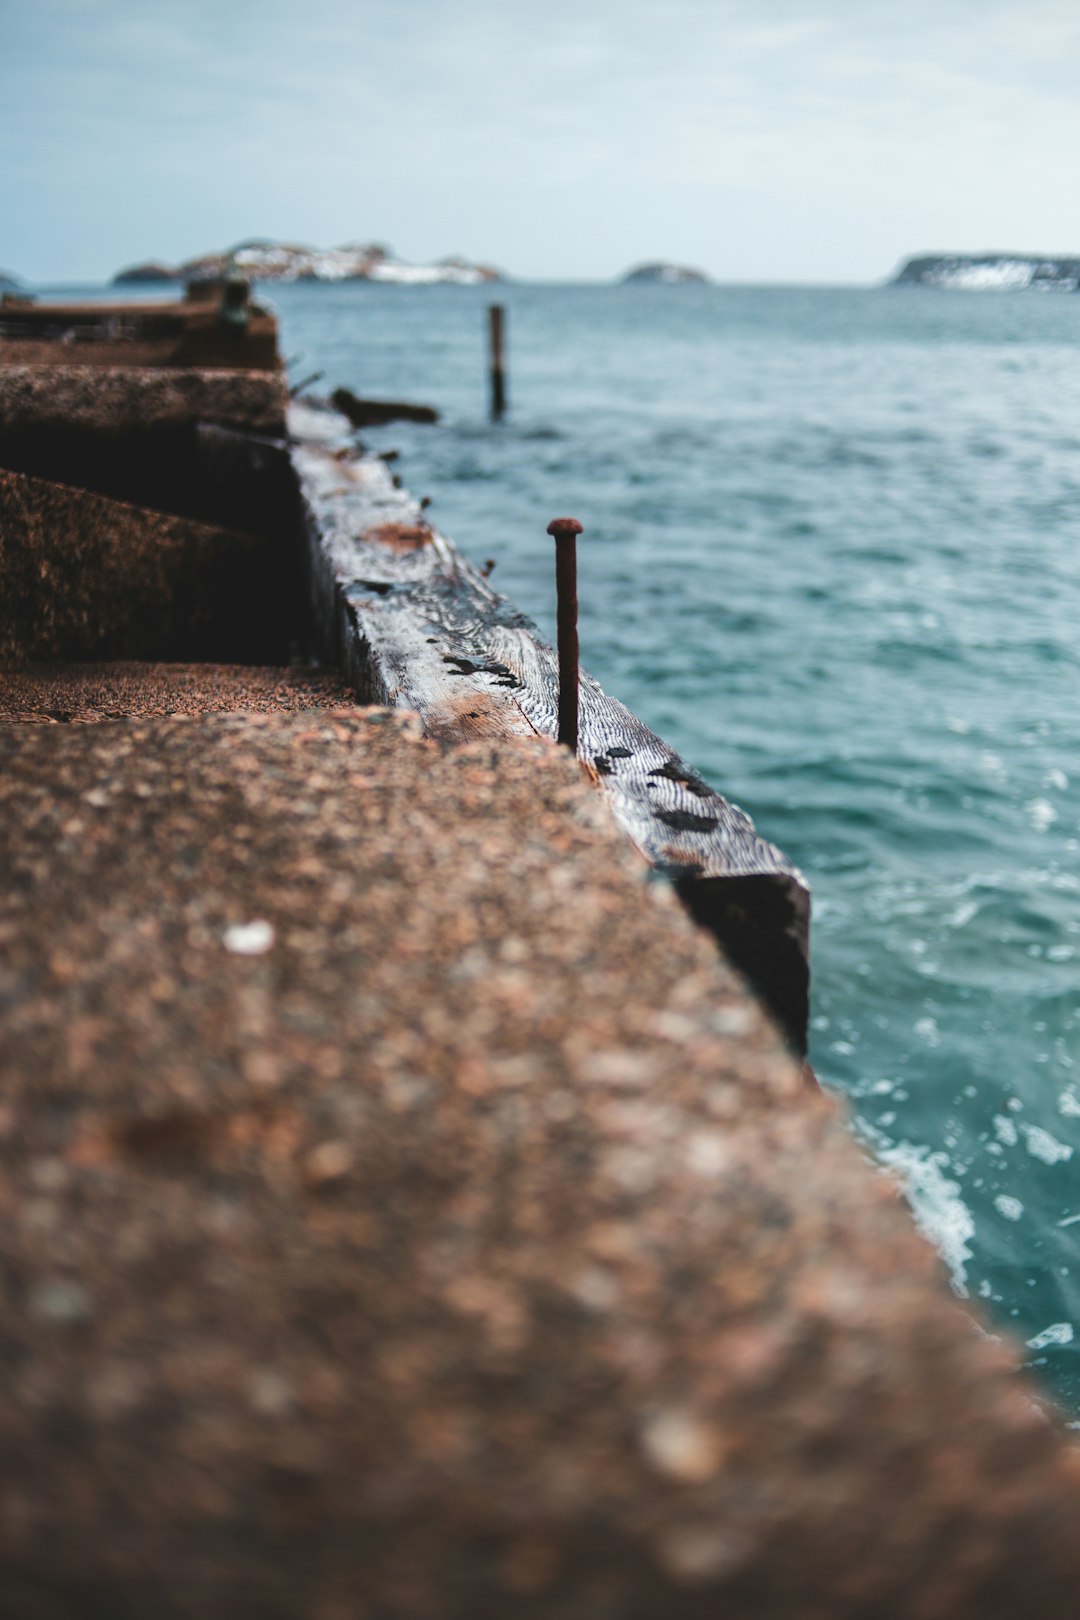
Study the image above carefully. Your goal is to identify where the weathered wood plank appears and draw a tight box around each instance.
[291,401,811,1050]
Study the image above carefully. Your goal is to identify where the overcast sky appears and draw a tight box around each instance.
[3,0,1079,285]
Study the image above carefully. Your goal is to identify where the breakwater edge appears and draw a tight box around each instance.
[5,276,1080,1612]
[43,274,1078,1410]
[253,277,1080,1414]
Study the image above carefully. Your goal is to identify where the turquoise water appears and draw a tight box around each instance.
[54,280,1080,1413]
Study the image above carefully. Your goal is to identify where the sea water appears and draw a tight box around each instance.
[58,278,1080,1413]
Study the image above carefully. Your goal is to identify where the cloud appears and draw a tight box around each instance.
[3,0,1080,281]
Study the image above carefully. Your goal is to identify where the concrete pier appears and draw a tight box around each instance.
[2,702,1080,1616]
[3,294,1080,1617]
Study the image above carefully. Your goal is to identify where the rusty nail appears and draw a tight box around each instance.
[546,516,584,752]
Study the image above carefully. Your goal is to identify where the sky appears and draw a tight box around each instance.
[3,0,1080,286]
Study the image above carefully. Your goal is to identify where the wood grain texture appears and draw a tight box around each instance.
[291,400,811,1050]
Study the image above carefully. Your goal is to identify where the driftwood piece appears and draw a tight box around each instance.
[291,403,810,1051]
[331,386,440,427]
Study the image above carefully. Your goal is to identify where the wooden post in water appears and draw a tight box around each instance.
[488,304,506,421]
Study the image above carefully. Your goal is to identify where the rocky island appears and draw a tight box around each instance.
[114,239,503,286]
[621,261,710,284]
[892,253,1080,291]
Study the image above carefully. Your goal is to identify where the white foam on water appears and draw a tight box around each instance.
[948,899,980,929]
[1026,1323,1075,1351]
[1023,1125,1074,1166]
[993,1115,1019,1147]
[994,1195,1024,1222]
[1027,798,1058,832]
[879,1143,975,1296]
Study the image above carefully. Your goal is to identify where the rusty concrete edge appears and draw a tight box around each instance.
[288,400,812,1053]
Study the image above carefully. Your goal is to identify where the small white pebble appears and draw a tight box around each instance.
[305,1140,353,1182]
[88,1363,146,1418]
[711,1005,753,1037]
[650,1011,699,1043]
[685,1130,732,1178]
[25,1199,61,1234]
[31,1280,92,1323]
[640,1408,724,1482]
[29,1157,69,1193]
[222,920,275,956]
[248,1369,293,1415]
[569,1267,620,1313]
[656,1525,746,1583]
[588,1050,655,1088]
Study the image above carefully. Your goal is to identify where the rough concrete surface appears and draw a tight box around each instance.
[0,366,287,437]
[0,468,295,664]
[0,663,356,724]
[2,709,1079,1619]
[0,304,280,373]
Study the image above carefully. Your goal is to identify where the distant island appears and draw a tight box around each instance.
[621,262,710,285]
[113,240,503,287]
[892,254,1080,291]
[0,269,22,293]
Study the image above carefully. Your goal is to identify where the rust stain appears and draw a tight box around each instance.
[423,688,530,745]
[659,843,709,866]
[362,522,432,553]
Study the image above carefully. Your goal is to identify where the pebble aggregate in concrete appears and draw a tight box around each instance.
[0,365,287,436]
[0,469,292,663]
[0,662,356,724]
[1,710,1079,1618]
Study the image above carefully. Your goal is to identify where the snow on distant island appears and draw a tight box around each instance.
[893,254,1080,292]
[620,262,710,285]
[113,240,503,287]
